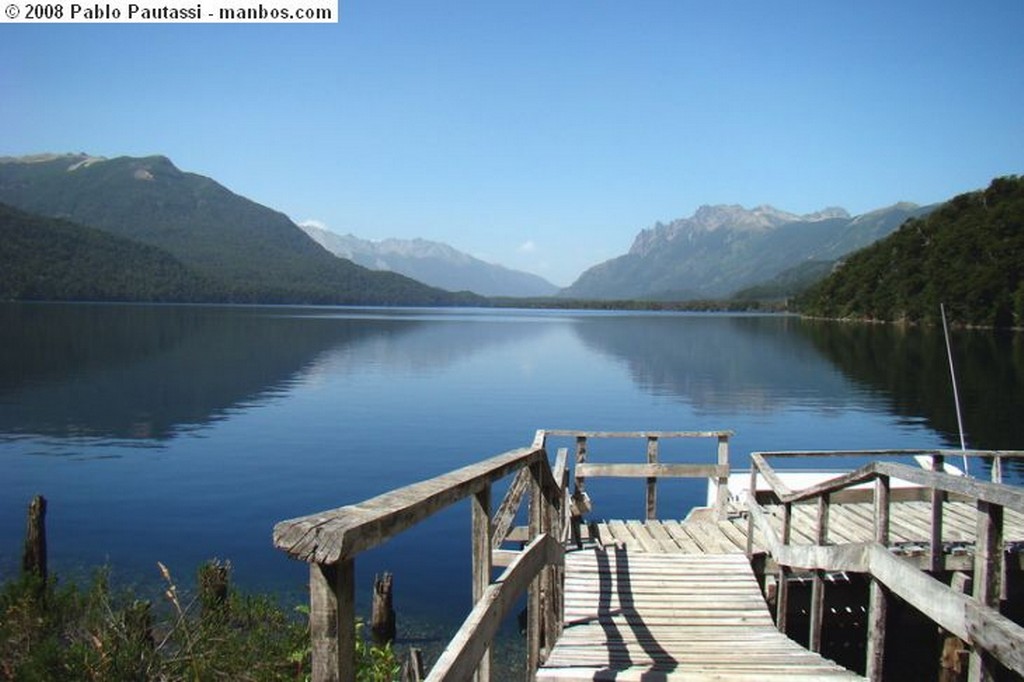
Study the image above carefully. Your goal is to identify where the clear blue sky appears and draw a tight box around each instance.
[2,1,1022,286]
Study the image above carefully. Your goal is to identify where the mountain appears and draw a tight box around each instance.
[0,153,481,306]
[560,202,934,300]
[0,202,216,302]
[300,223,558,297]
[798,176,1024,328]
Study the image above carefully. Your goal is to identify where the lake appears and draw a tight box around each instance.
[1,302,1021,663]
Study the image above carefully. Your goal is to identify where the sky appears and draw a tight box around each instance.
[2,2,1022,287]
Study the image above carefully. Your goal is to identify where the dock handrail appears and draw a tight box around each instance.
[745,449,1024,681]
[273,443,568,682]
[536,429,735,527]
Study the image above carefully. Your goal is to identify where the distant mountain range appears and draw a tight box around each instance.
[560,202,936,300]
[0,154,481,305]
[299,223,558,297]
[3,151,983,310]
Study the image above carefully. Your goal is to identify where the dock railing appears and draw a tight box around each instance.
[535,429,735,538]
[273,437,569,682]
[745,449,1024,682]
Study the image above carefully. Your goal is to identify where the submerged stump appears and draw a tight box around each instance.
[22,495,47,585]
[371,572,396,645]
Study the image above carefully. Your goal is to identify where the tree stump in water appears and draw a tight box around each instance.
[371,572,396,645]
[22,495,47,584]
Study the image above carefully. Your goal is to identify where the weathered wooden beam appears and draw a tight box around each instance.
[471,485,491,682]
[426,534,563,682]
[874,462,1024,513]
[309,560,355,682]
[808,495,830,653]
[540,429,734,439]
[970,500,1005,682]
[931,454,946,573]
[866,475,890,682]
[715,434,730,519]
[646,436,658,521]
[575,463,727,479]
[274,447,545,564]
[491,468,530,550]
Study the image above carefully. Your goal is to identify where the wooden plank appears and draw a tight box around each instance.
[625,520,664,553]
[540,429,734,439]
[490,467,530,550]
[644,520,686,552]
[471,486,491,682]
[274,447,546,564]
[660,520,704,554]
[970,500,1004,682]
[427,534,562,682]
[646,436,658,520]
[540,549,864,681]
[309,560,355,682]
[576,463,727,479]
[715,434,730,518]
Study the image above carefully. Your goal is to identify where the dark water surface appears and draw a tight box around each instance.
[2,303,1022,659]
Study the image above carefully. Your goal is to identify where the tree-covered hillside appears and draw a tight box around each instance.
[798,177,1024,328]
[0,154,482,306]
[0,202,217,302]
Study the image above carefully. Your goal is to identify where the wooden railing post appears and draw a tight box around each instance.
[715,434,730,519]
[866,474,890,682]
[746,465,758,558]
[472,485,492,682]
[775,501,792,633]
[969,499,1005,682]
[310,559,356,682]
[527,461,544,673]
[930,454,946,572]
[809,494,830,653]
[646,436,659,520]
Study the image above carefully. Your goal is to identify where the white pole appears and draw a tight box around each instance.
[940,303,969,475]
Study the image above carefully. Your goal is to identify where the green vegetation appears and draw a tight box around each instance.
[797,177,1024,328]
[0,155,482,306]
[0,203,218,302]
[0,562,400,681]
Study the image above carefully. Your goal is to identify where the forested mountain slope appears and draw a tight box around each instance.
[0,154,480,305]
[798,176,1024,328]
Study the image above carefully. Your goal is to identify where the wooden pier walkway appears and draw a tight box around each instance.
[537,549,863,681]
[273,429,1024,682]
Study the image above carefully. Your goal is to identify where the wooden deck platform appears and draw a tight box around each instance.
[537,549,863,681]
[587,500,1024,568]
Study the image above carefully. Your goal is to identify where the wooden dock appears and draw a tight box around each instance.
[537,550,863,681]
[272,429,1024,682]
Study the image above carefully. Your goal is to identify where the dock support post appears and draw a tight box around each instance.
[809,494,829,653]
[866,475,890,682]
[968,499,1004,682]
[646,436,658,520]
[775,501,792,633]
[472,484,492,682]
[930,454,946,572]
[310,559,355,682]
[715,434,730,519]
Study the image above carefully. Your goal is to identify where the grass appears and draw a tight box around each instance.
[0,561,400,681]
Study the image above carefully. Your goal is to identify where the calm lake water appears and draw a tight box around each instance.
[2,302,1022,661]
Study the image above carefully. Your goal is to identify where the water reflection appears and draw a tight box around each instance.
[797,321,1024,450]
[0,304,560,446]
[570,313,877,414]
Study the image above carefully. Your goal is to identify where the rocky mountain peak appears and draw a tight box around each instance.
[630,203,851,256]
